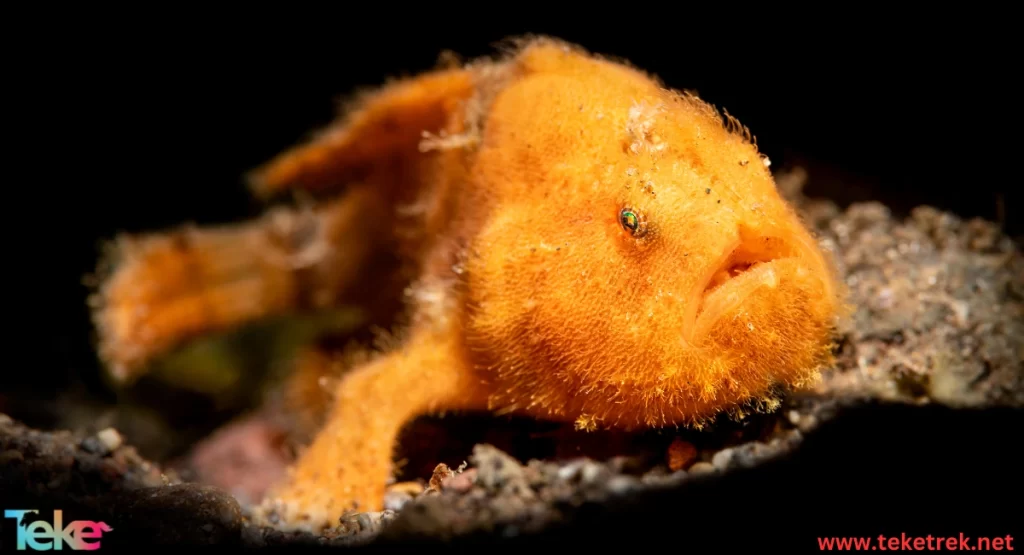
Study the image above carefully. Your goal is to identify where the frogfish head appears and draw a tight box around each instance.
[461,38,845,429]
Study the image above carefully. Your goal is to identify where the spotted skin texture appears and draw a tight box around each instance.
[90,37,845,530]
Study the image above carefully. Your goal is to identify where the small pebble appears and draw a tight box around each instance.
[579,461,607,485]
[80,436,107,455]
[798,413,818,432]
[688,462,717,476]
[383,491,413,512]
[471,444,525,490]
[645,469,689,488]
[201,523,214,533]
[441,468,477,493]
[787,428,804,443]
[606,475,642,495]
[355,512,374,532]
[640,467,669,485]
[666,469,689,485]
[605,456,628,474]
[97,428,123,451]
[711,448,734,470]
[379,510,397,527]
[526,460,555,487]
[731,443,771,468]
[666,438,697,471]
[241,523,264,546]
[556,460,585,482]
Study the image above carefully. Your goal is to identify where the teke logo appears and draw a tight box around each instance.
[4,510,112,550]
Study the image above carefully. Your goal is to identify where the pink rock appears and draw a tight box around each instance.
[186,414,292,505]
[442,468,478,493]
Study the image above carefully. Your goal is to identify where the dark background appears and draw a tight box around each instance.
[9,14,1018,431]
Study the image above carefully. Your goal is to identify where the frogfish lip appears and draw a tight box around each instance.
[681,228,826,344]
[690,257,784,339]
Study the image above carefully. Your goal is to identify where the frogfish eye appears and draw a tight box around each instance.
[619,208,647,237]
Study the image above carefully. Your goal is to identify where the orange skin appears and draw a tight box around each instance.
[90,37,844,530]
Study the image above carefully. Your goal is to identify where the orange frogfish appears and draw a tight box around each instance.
[91,36,845,530]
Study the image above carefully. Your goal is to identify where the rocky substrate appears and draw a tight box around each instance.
[4,399,1021,549]
[1,172,1021,548]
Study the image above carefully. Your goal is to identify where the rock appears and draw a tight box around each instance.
[80,436,109,455]
[579,461,608,485]
[526,459,557,487]
[665,470,689,486]
[441,468,477,493]
[711,448,735,470]
[731,442,775,469]
[666,438,697,471]
[381,496,459,540]
[688,462,718,476]
[78,428,124,458]
[97,428,123,451]
[797,413,817,432]
[607,454,648,475]
[241,522,266,546]
[355,512,374,532]
[101,484,243,545]
[606,475,642,495]
[640,466,669,485]
[472,444,525,491]
[383,491,413,512]
[183,414,291,506]
[639,470,687,488]
[556,459,585,482]
[810,195,1023,407]
[1,415,176,498]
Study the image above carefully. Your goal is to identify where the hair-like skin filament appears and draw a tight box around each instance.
[89,37,845,530]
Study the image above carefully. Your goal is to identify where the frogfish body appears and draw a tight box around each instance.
[91,37,844,530]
